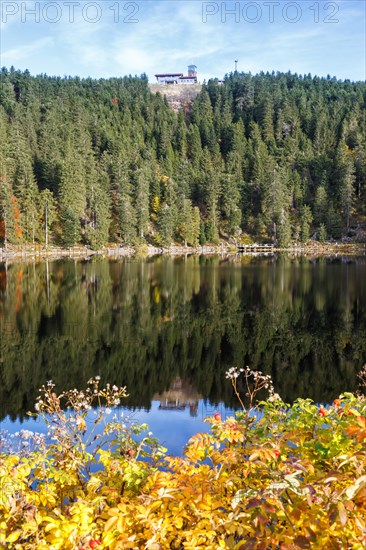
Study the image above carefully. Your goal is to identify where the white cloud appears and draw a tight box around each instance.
[1,36,54,65]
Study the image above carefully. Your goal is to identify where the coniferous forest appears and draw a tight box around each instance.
[0,67,366,249]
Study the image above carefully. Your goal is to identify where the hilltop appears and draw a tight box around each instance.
[149,83,202,113]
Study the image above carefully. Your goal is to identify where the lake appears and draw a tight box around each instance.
[1,254,365,454]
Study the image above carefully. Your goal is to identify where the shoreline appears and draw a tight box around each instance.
[0,241,365,264]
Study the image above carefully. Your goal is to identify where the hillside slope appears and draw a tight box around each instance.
[149,83,202,113]
[0,68,365,249]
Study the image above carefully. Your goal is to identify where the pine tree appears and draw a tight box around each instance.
[0,178,21,246]
[156,176,178,246]
[191,89,216,151]
[277,210,292,247]
[262,166,291,244]
[200,149,221,244]
[177,198,192,246]
[221,174,242,236]
[313,185,328,226]
[187,124,202,169]
[259,94,275,150]
[85,176,111,249]
[60,207,79,247]
[199,218,207,245]
[59,139,86,245]
[110,153,137,244]
[39,189,58,245]
[300,205,313,242]
[157,204,174,246]
[318,223,327,243]
[134,164,150,240]
[175,110,187,158]
[335,144,355,233]
[326,203,342,240]
[177,199,201,246]
[192,207,201,246]
[5,119,40,241]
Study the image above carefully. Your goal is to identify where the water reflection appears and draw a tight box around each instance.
[154,377,202,416]
[0,255,366,424]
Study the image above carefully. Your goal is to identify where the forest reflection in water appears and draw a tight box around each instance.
[1,254,366,423]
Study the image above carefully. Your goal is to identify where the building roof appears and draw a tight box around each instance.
[179,76,197,79]
[155,73,183,77]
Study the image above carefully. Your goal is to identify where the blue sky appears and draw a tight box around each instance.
[1,0,365,82]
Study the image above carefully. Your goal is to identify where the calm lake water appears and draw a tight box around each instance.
[1,254,366,454]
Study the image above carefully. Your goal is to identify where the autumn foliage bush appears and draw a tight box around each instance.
[1,370,366,549]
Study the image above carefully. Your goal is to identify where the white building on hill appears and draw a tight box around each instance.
[155,65,198,85]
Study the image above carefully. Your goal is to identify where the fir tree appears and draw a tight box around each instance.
[60,207,79,247]
[300,205,313,242]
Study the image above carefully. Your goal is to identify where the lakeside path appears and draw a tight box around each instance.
[1,242,366,264]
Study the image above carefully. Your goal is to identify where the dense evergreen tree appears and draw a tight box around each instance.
[60,207,80,247]
[0,68,365,247]
[85,176,111,249]
[134,163,150,240]
[39,188,57,244]
[300,205,313,243]
[314,185,328,227]
[0,179,20,245]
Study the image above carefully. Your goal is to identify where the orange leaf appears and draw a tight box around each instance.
[356,416,366,429]
[356,430,366,442]
[338,502,347,526]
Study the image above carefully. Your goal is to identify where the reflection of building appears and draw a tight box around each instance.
[154,377,201,417]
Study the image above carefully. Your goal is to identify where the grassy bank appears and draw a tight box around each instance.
[1,371,366,549]
[0,240,365,264]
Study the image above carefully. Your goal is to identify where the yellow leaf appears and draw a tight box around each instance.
[149,500,163,512]
[6,531,21,543]
[44,523,58,533]
[249,451,260,461]
[104,515,118,532]
[87,475,102,492]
